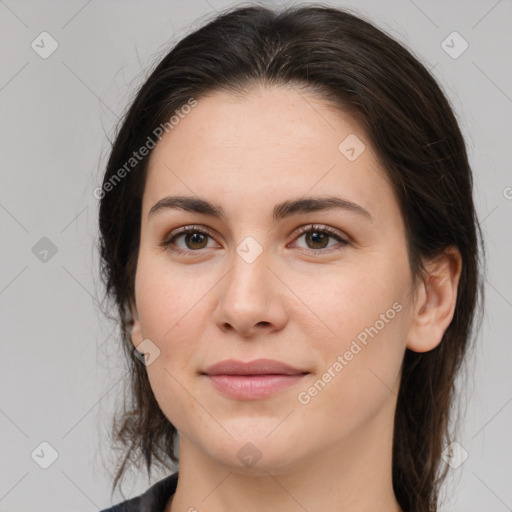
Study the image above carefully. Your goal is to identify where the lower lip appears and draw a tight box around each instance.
[205,374,308,400]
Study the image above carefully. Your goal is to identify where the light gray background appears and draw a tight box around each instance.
[0,0,511,510]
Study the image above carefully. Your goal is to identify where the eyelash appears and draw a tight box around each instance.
[159,224,350,256]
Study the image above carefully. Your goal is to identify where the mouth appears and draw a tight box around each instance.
[200,358,310,400]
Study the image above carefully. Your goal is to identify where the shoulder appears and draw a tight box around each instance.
[100,472,179,512]
[99,495,141,512]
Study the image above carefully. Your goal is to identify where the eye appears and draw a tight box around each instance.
[159,225,217,255]
[160,223,350,256]
[289,224,350,253]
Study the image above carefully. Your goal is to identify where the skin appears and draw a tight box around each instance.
[129,85,462,512]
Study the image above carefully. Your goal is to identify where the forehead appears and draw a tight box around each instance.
[143,86,397,223]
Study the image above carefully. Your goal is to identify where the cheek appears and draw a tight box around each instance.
[135,251,209,340]
[134,257,202,395]
[293,255,407,345]
[136,265,204,433]
[292,255,409,410]
[294,303,407,445]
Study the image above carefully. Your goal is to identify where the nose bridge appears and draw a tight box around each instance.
[224,238,270,307]
[213,234,287,335]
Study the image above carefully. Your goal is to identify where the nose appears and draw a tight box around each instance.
[212,246,289,338]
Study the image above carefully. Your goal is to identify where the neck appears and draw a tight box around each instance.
[168,393,401,512]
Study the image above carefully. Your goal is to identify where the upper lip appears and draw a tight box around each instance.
[202,358,308,376]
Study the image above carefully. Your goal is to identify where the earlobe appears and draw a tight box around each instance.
[406,246,462,353]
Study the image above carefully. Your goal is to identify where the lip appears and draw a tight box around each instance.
[202,358,306,376]
[201,359,309,400]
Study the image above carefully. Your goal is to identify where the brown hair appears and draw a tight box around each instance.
[98,4,485,510]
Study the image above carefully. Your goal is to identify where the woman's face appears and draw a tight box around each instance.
[130,86,421,474]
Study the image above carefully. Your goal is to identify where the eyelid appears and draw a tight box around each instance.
[288,223,350,251]
[160,223,350,254]
[159,225,218,248]
[291,223,348,242]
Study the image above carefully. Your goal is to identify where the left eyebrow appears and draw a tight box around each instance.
[273,196,372,222]
[147,195,373,222]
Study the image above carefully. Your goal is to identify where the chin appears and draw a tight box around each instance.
[201,428,306,476]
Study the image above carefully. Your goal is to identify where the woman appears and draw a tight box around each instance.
[97,4,484,512]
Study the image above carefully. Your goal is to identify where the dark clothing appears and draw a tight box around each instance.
[100,472,178,512]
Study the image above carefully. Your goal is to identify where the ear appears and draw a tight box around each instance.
[129,299,144,349]
[406,246,462,353]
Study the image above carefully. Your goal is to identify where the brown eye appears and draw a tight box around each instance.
[291,224,350,253]
[304,230,330,250]
[160,224,349,257]
[160,226,216,254]
[182,231,209,250]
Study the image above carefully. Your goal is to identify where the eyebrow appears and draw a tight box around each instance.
[148,195,373,222]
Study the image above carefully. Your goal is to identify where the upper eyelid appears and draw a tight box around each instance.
[164,223,349,246]
[161,225,219,248]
